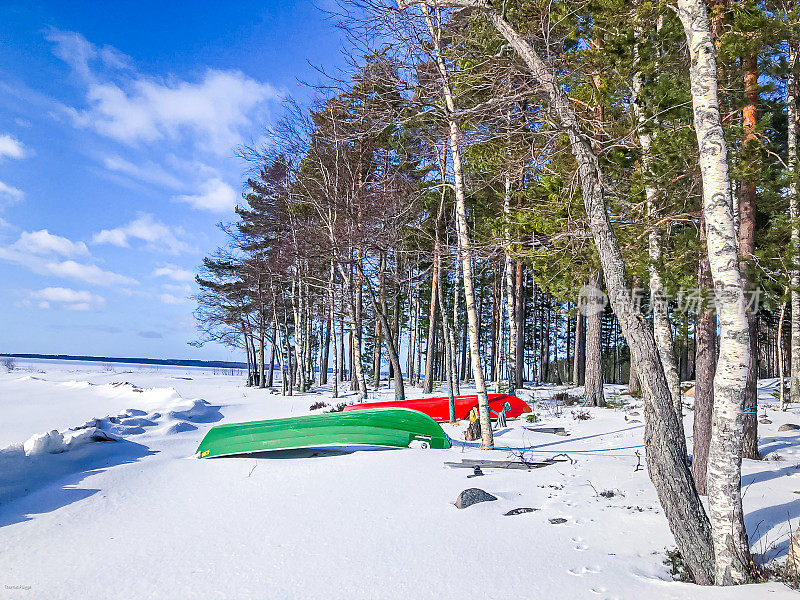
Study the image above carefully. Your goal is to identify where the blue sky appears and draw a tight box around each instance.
[0,1,346,360]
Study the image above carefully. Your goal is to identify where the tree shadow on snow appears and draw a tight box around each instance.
[757,432,800,458]
[746,497,800,557]
[0,439,156,528]
[741,462,800,488]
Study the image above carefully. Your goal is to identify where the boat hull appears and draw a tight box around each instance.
[342,393,531,422]
[196,407,451,458]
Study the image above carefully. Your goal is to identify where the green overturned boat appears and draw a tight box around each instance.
[196,407,451,458]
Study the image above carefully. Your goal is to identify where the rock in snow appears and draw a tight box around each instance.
[454,488,497,509]
[504,507,538,516]
[778,423,800,431]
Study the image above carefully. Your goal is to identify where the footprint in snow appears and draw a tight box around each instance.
[569,565,602,576]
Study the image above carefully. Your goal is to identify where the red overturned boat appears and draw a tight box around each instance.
[342,393,531,422]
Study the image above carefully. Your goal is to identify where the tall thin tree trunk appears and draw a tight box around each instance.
[515,262,524,387]
[373,253,385,390]
[362,269,406,402]
[338,263,367,400]
[258,315,266,389]
[407,279,416,385]
[693,214,717,495]
[631,23,682,428]
[504,176,518,395]
[740,52,760,460]
[779,291,788,410]
[583,271,605,406]
[438,262,456,420]
[424,239,439,394]
[329,260,338,398]
[244,331,253,387]
[574,299,586,386]
[452,263,461,395]
[421,4,492,446]
[321,306,330,385]
[789,39,800,406]
[267,325,276,388]
[677,0,753,582]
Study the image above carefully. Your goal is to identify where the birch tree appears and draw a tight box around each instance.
[420,3,493,446]
[676,0,753,583]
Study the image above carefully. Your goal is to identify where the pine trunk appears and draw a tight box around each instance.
[338,263,367,400]
[740,52,760,460]
[574,302,586,386]
[515,261,525,386]
[584,272,605,407]
[693,217,717,496]
[504,189,518,395]
[424,237,439,394]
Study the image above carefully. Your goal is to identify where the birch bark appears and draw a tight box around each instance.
[676,0,753,582]
[421,3,492,446]
[631,22,682,427]
[789,40,800,406]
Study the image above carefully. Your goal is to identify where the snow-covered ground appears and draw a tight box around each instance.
[1,358,798,599]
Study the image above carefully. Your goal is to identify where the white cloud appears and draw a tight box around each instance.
[93,213,193,254]
[11,229,89,257]
[162,283,192,294]
[66,66,279,155]
[31,287,106,311]
[0,231,136,287]
[159,293,188,305]
[153,264,195,282]
[0,181,24,203]
[0,134,26,159]
[102,155,183,189]
[43,260,136,285]
[175,178,238,212]
[45,28,132,82]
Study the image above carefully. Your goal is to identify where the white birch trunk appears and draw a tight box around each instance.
[631,22,683,427]
[789,41,800,406]
[329,260,339,399]
[422,4,492,446]
[632,38,683,436]
[676,0,752,583]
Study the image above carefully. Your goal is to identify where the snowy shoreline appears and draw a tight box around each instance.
[1,358,798,599]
